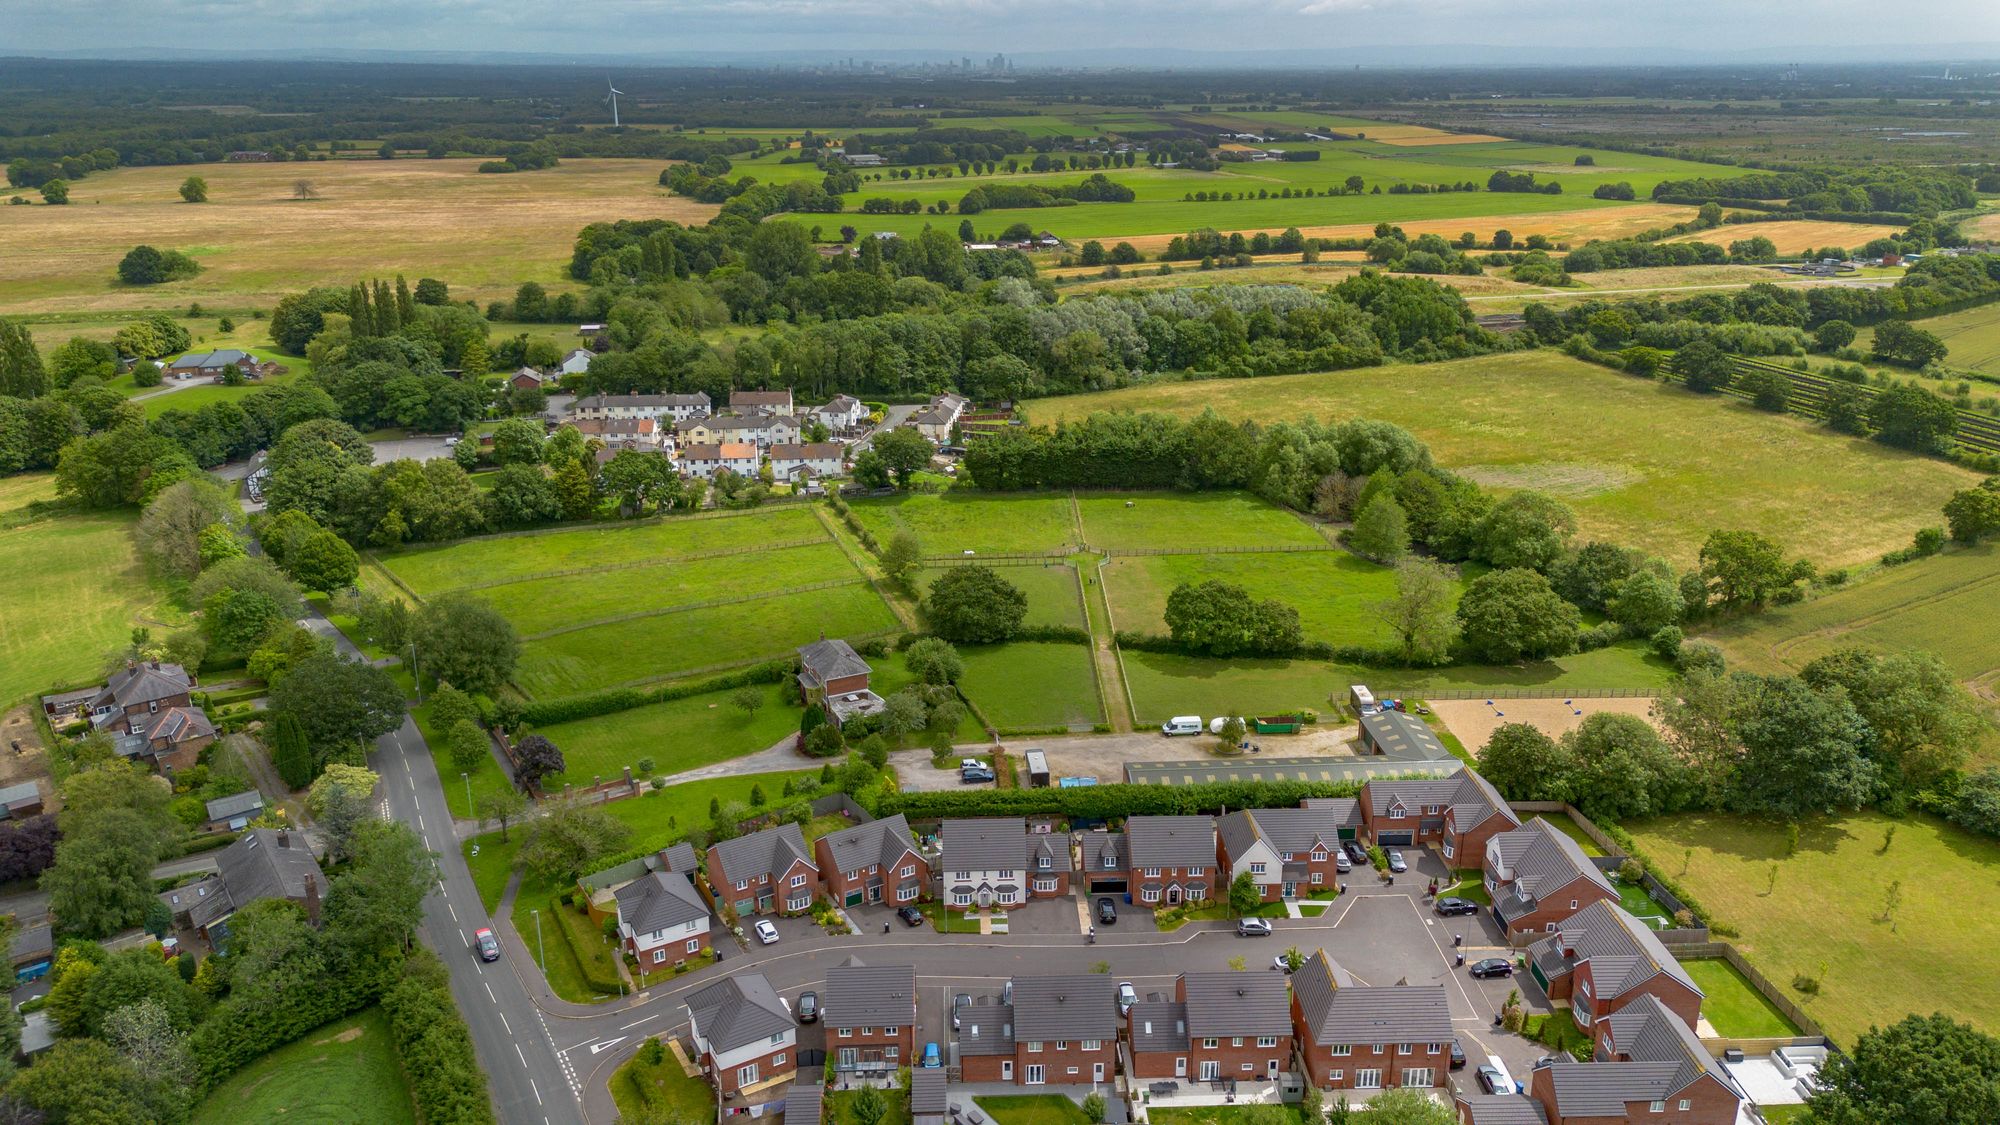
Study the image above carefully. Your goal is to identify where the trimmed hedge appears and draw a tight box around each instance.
[517,661,791,726]
[384,948,498,1125]
[880,777,1422,821]
[1112,630,1385,664]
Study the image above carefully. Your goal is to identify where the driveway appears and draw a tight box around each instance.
[369,435,455,464]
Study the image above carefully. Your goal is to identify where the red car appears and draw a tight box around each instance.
[474,927,500,962]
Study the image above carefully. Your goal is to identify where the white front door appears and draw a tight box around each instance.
[1094,1063,1105,1083]
[1001,1061,1014,1081]
[1175,1058,1187,1078]
[1026,1064,1045,1085]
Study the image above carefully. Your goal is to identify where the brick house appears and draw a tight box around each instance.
[685,971,797,1097]
[797,638,888,727]
[959,975,1118,1087]
[578,842,700,928]
[824,957,916,1075]
[1486,818,1618,943]
[1123,815,1216,909]
[1126,972,1292,1083]
[1290,951,1452,1093]
[1523,995,1746,1125]
[940,818,1072,911]
[569,392,711,423]
[91,662,216,773]
[1216,805,1357,902]
[730,389,795,414]
[677,441,761,480]
[1528,902,1703,1032]
[1453,1096,1550,1125]
[508,366,552,391]
[706,823,819,917]
[1079,830,1127,897]
[814,814,929,908]
[1361,768,1520,869]
[613,870,711,968]
[159,828,323,949]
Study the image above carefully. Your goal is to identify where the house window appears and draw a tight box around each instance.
[1257,1037,1278,1048]
[885,1027,898,1035]
[1188,886,1206,900]
[1082,1040,1101,1051]
[953,893,971,906]
[898,885,918,901]
[1678,1101,1692,1111]
[1311,872,1324,885]
[1231,1038,1243,1048]
[862,1028,873,1037]
[840,1029,853,1038]
[1250,862,1266,874]
[1311,849,1326,861]
[1038,856,1051,870]
[1649,1102,1666,1113]
[1426,1043,1440,1054]
[1442,841,1455,860]
[791,874,808,888]
[788,895,810,911]
[1329,1045,1351,1057]
[737,1063,760,1087]
[1328,1071,1344,1086]
[1398,1044,1413,1055]
[901,865,915,878]
[1402,1068,1433,1088]
[1280,852,1293,862]
[735,880,749,891]
[653,950,667,963]
[1580,981,1592,998]
[1144,867,1161,878]
[1202,1039,1219,1049]
[772,1054,786,1068]
[956,872,971,881]
[1028,1042,1043,1053]
[1141,888,1159,902]
[1355,1070,1381,1090]
[771,1033,786,1045]
[686,938,701,953]
[1388,805,1406,819]
[1189,867,1204,877]
[1425,805,1440,815]
[885,1047,899,1061]
[1102,856,1117,869]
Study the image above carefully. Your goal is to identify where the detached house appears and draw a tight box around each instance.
[614,870,712,967]
[959,974,1118,1087]
[813,395,869,432]
[1216,805,1357,902]
[797,638,888,726]
[940,818,1071,911]
[1529,902,1703,1033]
[685,971,797,1097]
[1486,818,1618,942]
[1127,972,1293,1084]
[1123,816,1216,908]
[508,366,553,391]
[1525,994,1746,1125]
[91,661,216,773]
[1290,951,1452,1094]
[1361,768,1519,868]
[706,823,819,917]
[908,393,970,444]
[160,828,323,949]
[1079,830,1127,897]
[824,957,916,1075]
[558,348,595,376]
[816,814,929,908]
[164,349,273,379]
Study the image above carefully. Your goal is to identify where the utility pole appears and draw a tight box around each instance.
[532,909,546,973]
[461,771,473,816]
[409,638,422,703]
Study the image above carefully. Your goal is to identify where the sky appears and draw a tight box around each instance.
[6,0,1997,60]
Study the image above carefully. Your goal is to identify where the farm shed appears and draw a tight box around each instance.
[1358,710,1448,759]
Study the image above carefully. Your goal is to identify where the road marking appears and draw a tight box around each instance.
[619,1013,661,1030]
[485,982,497,1003]
[417,814,425,831]
[447,902,459,923]
[408,775,415,789]
[460,930,469,947]
[499,1011,512,1034]
[531,1078,542,1106]
[515,1043,529,1067]
[589,1036,627,1055]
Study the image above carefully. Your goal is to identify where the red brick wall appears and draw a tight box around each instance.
[1501,882,1618,939]
[1126,866,1214,908]
[829,1025,916,1066]
[1128,1049,1184,1080]
[816,847,932,907]
[1445,815,1515,871]
[1297,1042,1449,1091]
[1573,965,1702,1029]
[708,1043,795,1096]
[1013,1040,1117,1085]
[630,929,710,964]
[960,1055,1012,1083]
[821,672,871,697]
[706,852,820,916]
[1185,1036,1293,1081]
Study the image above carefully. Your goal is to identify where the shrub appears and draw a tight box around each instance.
[1649,625,1685,661]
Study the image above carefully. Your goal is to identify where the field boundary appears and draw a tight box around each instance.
[435,537,832,595]
[520,577,871,641]
[919,549,1073,563]
[1100,542,1334,558]
[369,502,810,552]
[588,628,905,694]
[1376,686,1661,701]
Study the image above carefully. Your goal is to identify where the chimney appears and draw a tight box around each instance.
[304,873,322,927]
[126,659,138,673]
[276,829,290,849]
[150,660,161,670]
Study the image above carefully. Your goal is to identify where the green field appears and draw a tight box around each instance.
[1103,550,1411,645]
[1858,302,2000,376]
[477,541,859,637]
[1076,490,1327,551]
[612,1046,717,1125]
[536,681,797,788]
[959,642,1104,731]
[0,475,166,707]
[1684,958,1803,1039]
[847,491,1079,556]
[1027,351,1980,570]
[1625,811,2000,1046]
[914,563,1087,630]
[192,1007,415,1125]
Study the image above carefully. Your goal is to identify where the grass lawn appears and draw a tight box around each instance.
[1684,958,1803,1039]
[847,491,1079,556]
[1538,812,1609,857]
[0,475,170,707]
[462,833,522,915]
[827,1086,911,1125]
[477,541,859,637]
[1613,879,1677,927]
[611,1044,716,1125]
[1025,351,1980,570]
[1440,879,1493,906]
[1151,1106,1306,1125]
[1102,550,1414,645]
[959,642,1105,731]
[1625,810,2000,1045]
[191,1007,415,1125]
[536,682,799,789]
[1297,903,1329,917]
[1075,491,1326,551]
[604,770,826,841]
[920,901,985,933]
[974,1095,1093,1125]
[914,563,1086,631]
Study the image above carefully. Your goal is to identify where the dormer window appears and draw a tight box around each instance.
[1388,803,1406,818]
[1037,855,1051,870]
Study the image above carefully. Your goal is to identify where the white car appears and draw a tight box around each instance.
[443,435,462,447]
[1117,982,1138,1014]
[754,919,780,945]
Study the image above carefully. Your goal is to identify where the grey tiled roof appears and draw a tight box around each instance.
[1128,1001,1189,1053]
[1125,816,1215,870]
[1491,818,1615,922]
[957,1003,1014,1055]
[177,828,322,930]
[1290,951,1449,1045]
[1297,796,1363,827]
[1365,769,1519,833]
[1081,831,1125,873]
[1009,975,1118,1041]
[1455,1095,1549,1125]
[686,971,794,1054]
[818,814,920,876]
[942,818,1027,873]
[1028,832,1072,875]
[798,639,872,684]
[1358,709,1449,758]
[909,1067,947,1119]
[1543,1058,1687,1116]
[204,790,265,821]
[823,957,915,1029]
[1528,901,1699,1000]
[95,662,191,710]
[787,1083,824,1125]
[1217,808,1349,862]
[614,871,709,934]
[709,823,815,885]
[1180,972,1290,1039]
[1600,994,1739,1101]
[661,842,700,874]
[574,393,708,409]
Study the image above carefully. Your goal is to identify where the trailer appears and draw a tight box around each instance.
[1024,749,1051,788]
[1349,685,1378,715]
[1254,716,1302,734]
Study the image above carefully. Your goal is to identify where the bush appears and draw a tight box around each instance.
[384,949,498,1124]
[1648,625,1685,661]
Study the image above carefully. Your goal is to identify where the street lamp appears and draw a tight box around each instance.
[461,771,472,816]
[531,908,547,973]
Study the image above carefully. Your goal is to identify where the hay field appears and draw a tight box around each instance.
[1075,490,1325,551]
[1025,351,1979,569]
[1666,220,1896,255]
[1106,203,1700,256]
[1102,551,1410,645]
[0,158,714,316]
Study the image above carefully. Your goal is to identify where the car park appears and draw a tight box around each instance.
[1097,897,1118,925]
[754,919,780,945]
[1434,896,1479,916]
[1468,957,1513,979]
[1236,918,1273,937]
[1117,982,1138,1014]
[473,927,499,962]
[796,990,819,1023]
[897,905,925,926]
[1387,850,1407,873]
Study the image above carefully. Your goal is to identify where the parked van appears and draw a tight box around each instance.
[1161,716,1203,736]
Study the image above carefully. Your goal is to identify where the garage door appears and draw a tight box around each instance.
[845,890,864,907]
[1089,878,1128,895]
[1337,828,1356,841]
[1376,831,1414,846]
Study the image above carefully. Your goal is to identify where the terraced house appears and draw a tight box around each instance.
[814,813,930,908]
[1123,815,1216,908]
[1216,803,1358,902]
[1290,951,1452,1093]
[1529,901,1704,1032]
[823,957,917,1076]
[940,818,1072,911]
[959,975,1118,1087]
[1485,818,1619,943]
[1126,972,1293,1084]
[707,823,819,917]
[1361,768,1520,868]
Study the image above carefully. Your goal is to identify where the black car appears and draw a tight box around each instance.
[897,905,925,927]
[960,766,996,784]
[796,990,819,1023]
[1468,957,1514,980]
[1342,840,1370,865]
[1434,897,1479,917]
[1449,1039,1466,1071]
[1097,897,1117,925]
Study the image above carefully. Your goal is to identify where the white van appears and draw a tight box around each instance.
[1161,716,1203,737]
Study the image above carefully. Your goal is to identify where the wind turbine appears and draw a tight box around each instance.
[605,79,623,127]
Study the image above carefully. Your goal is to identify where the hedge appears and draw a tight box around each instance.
[384,949,499,1125]
[517,660,792,726]
[173,830,243,857]
[879,777,1425,821]
[1112,630,1383,664]
[190,955,383,1090]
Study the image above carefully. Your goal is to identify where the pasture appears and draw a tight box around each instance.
[846,491,1079,556]
[0,158,714,316]
[0,475,165,707]
[1075,490,1326,551]
[1101,550,1409,645]
[192,1007,415,1125]
[1025,351,1980,569]
[958,641,1104,732]
[535,680,797,788]
[1857,301,2000,376]
[1625,810,2000,1046]
[913,563,1087,631]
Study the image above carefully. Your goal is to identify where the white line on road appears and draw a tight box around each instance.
[408,775,415,789]
[619,1013,662,1031]
[485,982,497,1004]
[499,1011,512,1035]
[531,1078,543,1106]
[417,814,425,831]
[447,901,459,923]
[515,1043,528,1067]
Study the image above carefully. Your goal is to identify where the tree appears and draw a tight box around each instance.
[1349,493,1409,562]
[552,458,597,520]
[1813,319,1856,352]
[519,795,631,881]
[730,686,766,718]
[267,654,405,771]
[871,427,935,488]
[43,806,169,939]
[1353,1089,1456,1125]
[513,734,566,790]
[1675,337,1734,393]
[1699,529,1799,609]
[1227,871,1263,916]
[324,819,437,955]
[284,528,360,592]
[879,531,922,584]
[1562,712,1680,820]
[268,709,314,789]
[1801,647,1982,790]
[448,718,490,773]
[7,1038,154,1124]
[905,637,963,685]
[926,566,1027,644]
[1608,568,1685,634]
[1478,491,1576,573]
[1805,1013,2000,1125]
[0,317,48,399]
[1869,384,1958,452]
[116,245,199,285]
[1370,558,1459,665]
[135,479,235,580]
[1872,319,1949,367]
[105,996,197,1120]
[1729,674,1878,819]
[476,788,529,841]
[47,947,194,1040]
[48,335,117,386]
[413,593,520,696]
[488,416,546,465]
[1478,723,1570,802]
[293,179,319,200]
[1945,481,2000,544]
[39,178,69,204]
[1455,568,1580,664]
[851,1083,887,1125]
